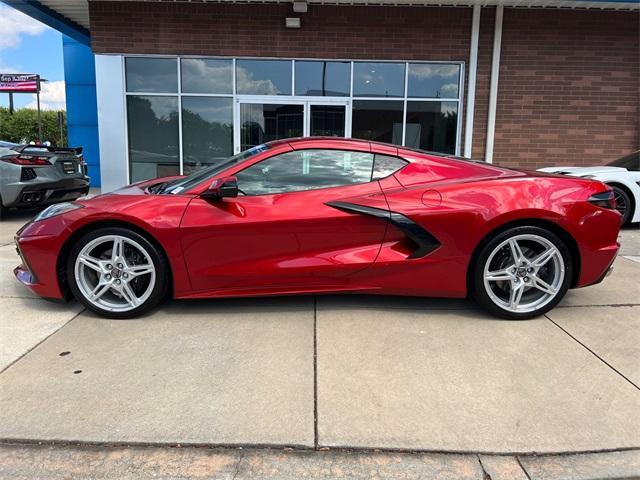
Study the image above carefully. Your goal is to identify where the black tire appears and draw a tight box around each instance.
[609,185,632,226]
[0,195,6,220]
[471,226,572,320]
[66,226,169,319]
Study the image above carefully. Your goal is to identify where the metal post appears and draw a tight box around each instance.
[8,93,14,114]
[36,90,43,143]
[464,4,481,158]
[58,111,64,147]
[485,5,504,164]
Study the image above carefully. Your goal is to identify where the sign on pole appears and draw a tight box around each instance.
[1,73,43,141]
[0,73,40,93]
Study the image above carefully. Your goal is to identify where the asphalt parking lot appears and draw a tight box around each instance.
[0,209,638,478]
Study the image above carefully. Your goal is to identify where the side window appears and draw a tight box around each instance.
[372,154,407,180]
[236,149,375,196]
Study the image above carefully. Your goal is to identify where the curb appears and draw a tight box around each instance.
[1,442,638,480]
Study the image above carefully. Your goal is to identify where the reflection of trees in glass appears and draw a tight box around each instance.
[127,96,179,160]
[182,107,233,169]
[405,102,457,154]
[240,104,303,150]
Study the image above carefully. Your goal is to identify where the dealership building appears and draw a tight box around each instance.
[8,0,639,191]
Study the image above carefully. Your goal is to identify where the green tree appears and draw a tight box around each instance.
[0,107,68,146]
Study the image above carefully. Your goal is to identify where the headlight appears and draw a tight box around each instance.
[33,202,84,222]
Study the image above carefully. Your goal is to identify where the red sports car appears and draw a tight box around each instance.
[14,138,620,320]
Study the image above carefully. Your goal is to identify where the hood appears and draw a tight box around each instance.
[537,166,627,176]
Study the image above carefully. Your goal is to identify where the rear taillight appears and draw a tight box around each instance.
[0,155,51,166]
[588,190,616,210]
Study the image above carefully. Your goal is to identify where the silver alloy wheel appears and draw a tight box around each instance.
[483,234,565,314]
[74,234,156,313]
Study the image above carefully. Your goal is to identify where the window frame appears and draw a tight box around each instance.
[122,55,464,183]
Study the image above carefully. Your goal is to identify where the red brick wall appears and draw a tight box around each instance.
[90,2,472,62]
[494,9,639,168]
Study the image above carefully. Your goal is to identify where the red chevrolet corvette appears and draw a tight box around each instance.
[14,138,620,319]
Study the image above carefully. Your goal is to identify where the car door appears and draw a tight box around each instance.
[180,147,390,293]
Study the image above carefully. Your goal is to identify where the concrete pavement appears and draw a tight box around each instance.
[0,299,315,446]
[0,207,638,476]
[316,301,640,453]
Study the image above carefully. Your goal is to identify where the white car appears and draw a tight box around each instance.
[538,151,639,225]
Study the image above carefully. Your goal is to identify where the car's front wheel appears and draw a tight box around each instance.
[67,227,169,318]
[471,226,572,320]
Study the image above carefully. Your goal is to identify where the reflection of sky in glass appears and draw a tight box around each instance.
[147,96,178,119]
[295,61,350,96]
[408,64,460,98]
[236,60,291,95]
[125,58,178,93]
[181,59,233,94]
[182,96,232,124]
[353,63,405,97]
[182,97,233,162]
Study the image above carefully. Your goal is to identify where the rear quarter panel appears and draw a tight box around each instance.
[369,174,620,296]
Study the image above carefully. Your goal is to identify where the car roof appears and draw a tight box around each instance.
[266,137,470,165]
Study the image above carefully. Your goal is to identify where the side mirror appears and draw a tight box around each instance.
[202,176,238,200]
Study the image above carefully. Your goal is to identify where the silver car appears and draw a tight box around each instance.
[0,141,90,219]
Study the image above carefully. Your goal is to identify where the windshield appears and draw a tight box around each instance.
[607,151,639,171]
[162,144,270,194]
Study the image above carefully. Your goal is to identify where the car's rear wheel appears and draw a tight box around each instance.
[609,185,632,225]
[471,226,572,320]
[67,227,168,318]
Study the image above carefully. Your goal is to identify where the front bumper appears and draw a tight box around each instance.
[14,233,67,299]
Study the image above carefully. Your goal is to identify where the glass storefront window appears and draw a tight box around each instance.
[125,58,178,93]
[405,101,458,154]
[353,62,405,98]
[126,95,179,182]
[181,58,233,94]
[182,97,233,174]
[124,57,464,180]
[310,105,346,137]
[295,61,350,96]
[351,100,404,144]
[407,63,460,99]
[236,60,292,95]
[240,104,303,150]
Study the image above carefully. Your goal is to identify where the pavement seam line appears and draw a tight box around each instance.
[476,454,492,480]
[313,295,319,449]
[0,308,85,375]
[3,439,638,457]
[231,449,245,480]
[556,303,640,309]
[545,314,640,391]
[516,456,533,480]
